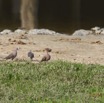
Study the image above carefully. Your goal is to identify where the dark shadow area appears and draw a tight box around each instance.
[0,0,104,34]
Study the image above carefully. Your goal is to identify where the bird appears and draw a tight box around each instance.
[44,48,52,52]
[4,48,18,60]
[40,48,52,62]
[28,50,34,60]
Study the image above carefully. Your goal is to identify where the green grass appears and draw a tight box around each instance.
[0,60,104,103]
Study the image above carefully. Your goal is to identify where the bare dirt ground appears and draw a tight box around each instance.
[0,33,104,65]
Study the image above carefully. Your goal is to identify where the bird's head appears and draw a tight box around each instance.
[15,47,20,51]
[44,48,52,52]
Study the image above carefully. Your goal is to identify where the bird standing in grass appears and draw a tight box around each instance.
[40,48,52,62]
[4,48,18,60]
[28,50,34,60]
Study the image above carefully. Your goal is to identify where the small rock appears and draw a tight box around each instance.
[8,38,11,41]
[17,40,26,45]
[72,29,90,36]
[28,29,60,35]
[91,26,100,31]
[71,38,81,41]
[14,29,27,35]
[12,40,17,42]
[91,41,103,44]
[0,29,12,35]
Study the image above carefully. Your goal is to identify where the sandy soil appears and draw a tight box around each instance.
[0,33,104,65]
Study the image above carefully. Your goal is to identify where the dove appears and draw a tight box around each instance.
[4,48,18,60]
[40,48,52,62]
[28,50,34,60]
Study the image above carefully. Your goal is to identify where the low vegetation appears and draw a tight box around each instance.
[0,60,104,103]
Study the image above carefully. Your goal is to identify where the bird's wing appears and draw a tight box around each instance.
[5,53,13,59]
[28,52,31,57]
[28,52,34,58]
[41,55,46,62]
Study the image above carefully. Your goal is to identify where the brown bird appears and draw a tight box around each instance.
[40,48,52,62]
[28,50,34,60]
[4,48,18,60]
